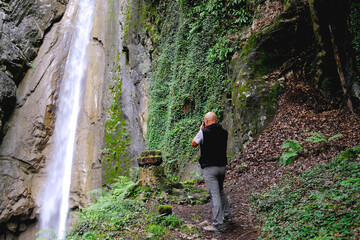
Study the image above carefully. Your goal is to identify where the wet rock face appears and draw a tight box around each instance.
[0,0,69,236]
[0,73,16,130]
[0,1,68,234]
[117,0,152,161]
[0,157,36,234]
[0,0,68,139]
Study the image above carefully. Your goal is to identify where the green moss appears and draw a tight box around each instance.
[183,179,196,185]
[158,205,172,215]
[102,53,131,183]
[152,166,165,178]
[261,83,279,107]
[232,80,251,108]
[123,5,131,40]
[241,13,300,79]
[335,146,360,163]
[252,52,278,78]
[137,175,209,205]
[239,34,258,59]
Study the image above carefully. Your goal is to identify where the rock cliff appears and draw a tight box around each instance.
[0,0,115,238]
[0,0,151,237]
[224,0,315,154]
[0,0,68,142]
[0,0,69,238]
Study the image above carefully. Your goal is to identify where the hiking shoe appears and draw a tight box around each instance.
[203,224,224,233]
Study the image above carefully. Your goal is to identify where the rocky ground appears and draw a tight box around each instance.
[170,67,360,240]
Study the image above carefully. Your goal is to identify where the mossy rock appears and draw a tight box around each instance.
[138,166,167,190]
[139,177,210,205]
[159,181,210,205]
[137,150,163,167]
[158,205,172,215]
[227,2,313,154]
[140,150,162,157]
[335,146,360,163]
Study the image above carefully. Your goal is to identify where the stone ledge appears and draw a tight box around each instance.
[137,150,162,167]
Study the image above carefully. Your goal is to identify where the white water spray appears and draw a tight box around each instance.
[40,0,95,239]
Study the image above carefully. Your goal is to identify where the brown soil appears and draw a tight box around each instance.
[169,66,360,239]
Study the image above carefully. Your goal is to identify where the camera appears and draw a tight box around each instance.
[200,119,205,127]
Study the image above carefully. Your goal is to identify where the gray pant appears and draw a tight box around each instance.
[203,166,231,226]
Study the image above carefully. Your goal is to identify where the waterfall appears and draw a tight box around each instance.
[40,0,95,239]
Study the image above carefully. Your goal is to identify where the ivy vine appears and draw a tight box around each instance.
[145,0,252,174]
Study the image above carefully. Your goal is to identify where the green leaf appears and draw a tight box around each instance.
[328,134,342,142]
[280,150,298,166]
[84,232,96,240]
[282,140,302,153]
[305,132,327,143]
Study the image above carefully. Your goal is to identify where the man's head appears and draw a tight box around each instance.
[204,112,217,127]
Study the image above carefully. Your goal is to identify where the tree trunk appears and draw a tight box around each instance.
[328,24,354,113]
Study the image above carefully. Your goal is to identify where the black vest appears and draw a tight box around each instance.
[199,123,228,169]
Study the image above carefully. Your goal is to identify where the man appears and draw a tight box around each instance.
[191,112,231,232]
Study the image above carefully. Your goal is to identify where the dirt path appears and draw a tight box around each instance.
[172,181,258,240]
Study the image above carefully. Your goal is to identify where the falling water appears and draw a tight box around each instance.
[40,0,95,239]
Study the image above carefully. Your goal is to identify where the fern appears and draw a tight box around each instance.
[83,232,96,240]
[306,132,343,144]
[280,140,303,166]
[282,140,302,153]
[111,176,137,199]
[328,134,343,142]
[305,132,327,143]
[279,150,298,166]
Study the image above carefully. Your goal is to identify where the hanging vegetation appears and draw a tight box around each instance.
[145,0,252,174]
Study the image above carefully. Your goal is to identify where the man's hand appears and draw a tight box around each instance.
[192,123,203,148]
[191,139,198,148]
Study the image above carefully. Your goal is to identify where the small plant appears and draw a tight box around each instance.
[111,176,138,198]
[306,132,342,144]
[161,214,183,228]
[154,214,183,228]
[190,171,203,182]
[67,177,145,239]
[147,224,168,236]
[279,140,303,166]
[35,229,57,240]
[82,232,96,240]
[253,146,360,239]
